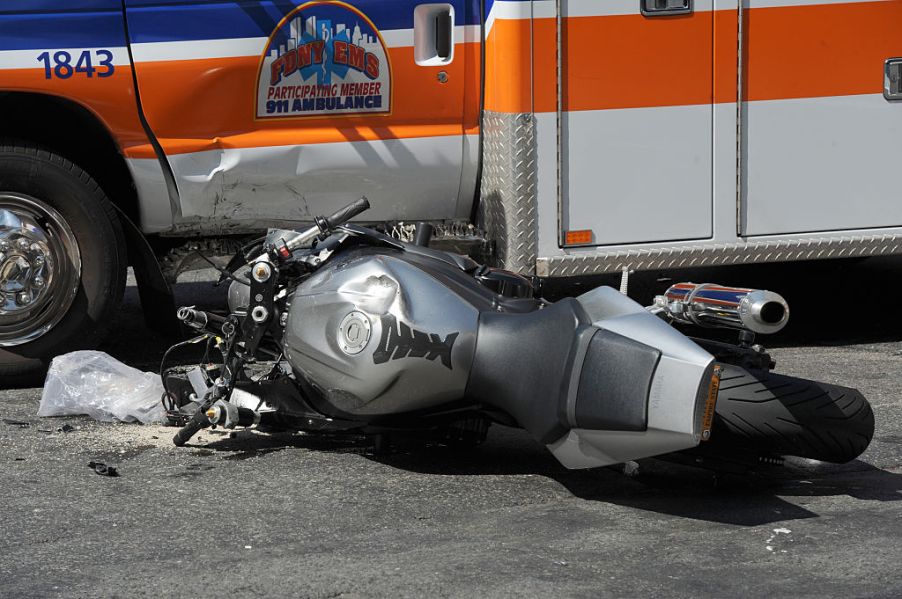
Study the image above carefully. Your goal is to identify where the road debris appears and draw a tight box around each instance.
[87,461,119,477]
[2,418,30,428]
[766,527,792,552]
[39,351,166,424]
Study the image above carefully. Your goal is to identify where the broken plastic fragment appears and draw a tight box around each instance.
[87,461,119,477]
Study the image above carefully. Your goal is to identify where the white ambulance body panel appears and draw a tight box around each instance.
[474,0,902,277]
[742,94,902,236]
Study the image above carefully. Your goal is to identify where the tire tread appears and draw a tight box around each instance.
[712,364,874,463]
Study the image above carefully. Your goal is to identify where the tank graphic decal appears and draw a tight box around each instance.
[373,314,458,370]
[256,1,392,119]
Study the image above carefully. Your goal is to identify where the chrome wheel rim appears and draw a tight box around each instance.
[0,193,81,347]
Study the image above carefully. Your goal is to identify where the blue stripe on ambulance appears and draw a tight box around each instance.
[0,1,124,14]
[123,0,482,44]
[0,3,126,51]
[484,0,532,20]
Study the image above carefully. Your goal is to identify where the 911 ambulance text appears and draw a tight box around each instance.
[265,95,384,114]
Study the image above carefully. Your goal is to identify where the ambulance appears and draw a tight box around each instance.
[0,0,900,376]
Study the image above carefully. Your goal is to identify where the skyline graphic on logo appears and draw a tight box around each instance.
[268,14,381,86]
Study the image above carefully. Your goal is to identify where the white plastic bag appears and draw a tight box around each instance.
[38,350,166,424]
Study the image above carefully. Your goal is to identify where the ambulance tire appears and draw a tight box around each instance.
[0,142,126,385]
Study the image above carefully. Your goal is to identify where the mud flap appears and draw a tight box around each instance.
[112,205,179,338]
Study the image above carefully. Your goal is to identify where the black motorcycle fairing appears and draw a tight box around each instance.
[466,300,665,443]
[399,251,542,314]
[466,298,593,444]
[337,224,481,273]
[472,265,535,299]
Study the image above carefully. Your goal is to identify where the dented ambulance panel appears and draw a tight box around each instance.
[123,0,482,231]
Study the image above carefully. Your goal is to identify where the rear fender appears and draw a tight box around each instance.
[548,287,715,469]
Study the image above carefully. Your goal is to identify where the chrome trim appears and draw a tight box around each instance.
[556,0,564,247]
[0,193,81,346]
[654,283,790,334]
[536,232,902,277]
[478,111,539,275]
[736,0,745,235]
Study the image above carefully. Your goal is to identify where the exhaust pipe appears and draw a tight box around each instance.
[653,283,789,334]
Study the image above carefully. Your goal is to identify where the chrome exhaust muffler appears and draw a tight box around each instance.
[652,283,789,334]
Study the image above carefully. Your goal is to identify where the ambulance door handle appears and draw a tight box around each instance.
[414,4,454,66]
[640,0,692,16]
[434,9,453,60]
[886,59,902,100]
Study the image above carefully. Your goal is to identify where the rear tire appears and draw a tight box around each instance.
[0,142,126,384]
[711,364,874,463]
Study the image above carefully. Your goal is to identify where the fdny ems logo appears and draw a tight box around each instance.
[256,1,391,119]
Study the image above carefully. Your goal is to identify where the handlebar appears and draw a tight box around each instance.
[273,196,370,259]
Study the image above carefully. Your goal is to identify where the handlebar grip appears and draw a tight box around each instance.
[323,196,370,230]
[172,411,209,447]
[273,197,372,258]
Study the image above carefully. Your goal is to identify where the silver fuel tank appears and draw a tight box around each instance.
[281,250,479,416]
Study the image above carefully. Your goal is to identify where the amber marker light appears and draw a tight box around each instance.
[701,365,722,441]
[565,229,593,245]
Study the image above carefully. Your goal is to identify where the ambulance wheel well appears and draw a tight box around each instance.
[0,92,140,225]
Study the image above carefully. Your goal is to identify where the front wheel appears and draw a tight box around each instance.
[710,364,875,464]
[0,142,126,382]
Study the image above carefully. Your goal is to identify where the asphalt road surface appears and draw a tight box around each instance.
[2,258,901,598]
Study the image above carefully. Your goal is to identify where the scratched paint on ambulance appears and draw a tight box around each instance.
[256,1,392,119]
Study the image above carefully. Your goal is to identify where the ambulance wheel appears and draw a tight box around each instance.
[0,142,126,385]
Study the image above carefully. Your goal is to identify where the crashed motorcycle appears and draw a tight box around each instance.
[164,198,874,471]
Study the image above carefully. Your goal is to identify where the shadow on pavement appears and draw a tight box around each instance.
[190,424,902,527]
[369,438,902,526]
[11,259,902,526]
